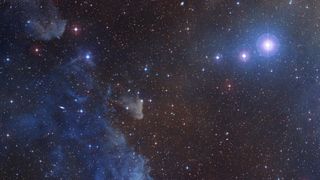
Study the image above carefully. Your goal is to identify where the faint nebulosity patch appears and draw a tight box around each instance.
[11,0,66,40]
[120,96,144,120]
[0,46,151,179]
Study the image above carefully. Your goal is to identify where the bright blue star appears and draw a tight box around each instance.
[257,33,279,57]
[239,51,250,62]
[144,66,149,72]
[215,54,221,60]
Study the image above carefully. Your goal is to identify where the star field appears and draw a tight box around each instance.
[1,0,320,179]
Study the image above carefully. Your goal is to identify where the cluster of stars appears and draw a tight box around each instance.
[2,0,320,179]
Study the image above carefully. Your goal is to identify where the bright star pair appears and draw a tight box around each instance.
[240,33,279,62]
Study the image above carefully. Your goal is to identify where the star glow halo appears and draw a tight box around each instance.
[256,33,279,57]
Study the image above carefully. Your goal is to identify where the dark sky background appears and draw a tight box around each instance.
[1,0,320,179]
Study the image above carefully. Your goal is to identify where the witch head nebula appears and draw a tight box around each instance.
[0,54,151,179]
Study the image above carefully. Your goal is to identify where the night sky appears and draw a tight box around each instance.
[1,0,320,179]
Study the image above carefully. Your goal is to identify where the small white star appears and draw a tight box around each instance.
[240,52,249,62]
[74,27,79,32]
